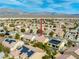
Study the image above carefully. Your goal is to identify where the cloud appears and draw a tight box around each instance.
[52,0,69,4]
[70,3,79,10]
[0,0,21,5]
[0,0,79,14]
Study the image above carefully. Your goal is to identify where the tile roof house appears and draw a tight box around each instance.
[2,38,16,48]
[11,45,34,59]
[49,38,67,51]
[2,38,45,59]
[21,34,49,43]
[56,45,79,59]
[10,45,45,59]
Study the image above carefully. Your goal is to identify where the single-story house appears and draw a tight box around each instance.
[10,45,45,59]
[2,38,45,59]
[21,34,49,43]
[56,45,79,59]
[0,27,6,35]
[2,38,16,48]
[49,37,67,51]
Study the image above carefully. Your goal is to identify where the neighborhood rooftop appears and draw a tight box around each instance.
[18,45,35,57]
[5,38,16,44]
[0,14,78,18]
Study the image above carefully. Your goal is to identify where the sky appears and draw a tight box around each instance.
[0,0,79,14]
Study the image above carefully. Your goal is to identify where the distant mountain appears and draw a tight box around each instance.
[0,8,79,17]
[0,8,26,15]
[28,12,57,15]
[0,8,59,15]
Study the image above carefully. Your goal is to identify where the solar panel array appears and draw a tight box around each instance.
[49,39,61,45]
[18,46,34,57]
[5,38,16,44]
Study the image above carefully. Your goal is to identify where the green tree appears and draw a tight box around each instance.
[15,33,20,39]
[30,29,33,33]
[0,44,10,53]
[42,55,49,59]
[33,42,44,49]
[21,28,25,33]
[74,22,78,29]
[33,42,57,59]
[3,47,10,53]
[9,23,15,27]
[4,26,8,31]
[49,31,54,37]
[69,22,78,30]
[9,57,14,59]
[37,29,40,34]
[0,44,4,52]
[66,40,74,47]
[0,23,4,27]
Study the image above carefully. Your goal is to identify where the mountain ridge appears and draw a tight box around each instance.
[0,8,79,16]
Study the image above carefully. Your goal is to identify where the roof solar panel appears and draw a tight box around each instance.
[28,50,34,57]
[20,46,29,54]
[5,39,16,44]
[19,46,34,57]
[49,39,61,45]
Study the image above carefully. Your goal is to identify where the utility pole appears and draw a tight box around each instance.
[40,19,43,36]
